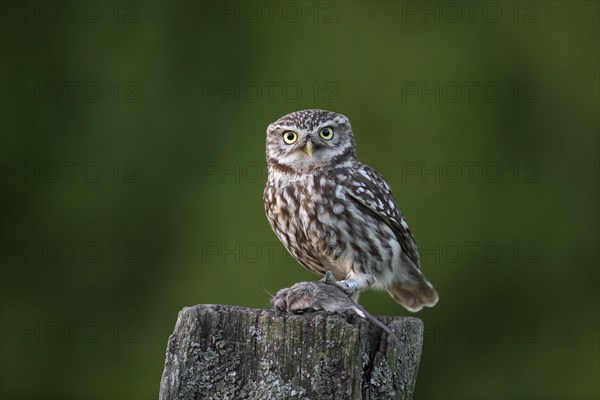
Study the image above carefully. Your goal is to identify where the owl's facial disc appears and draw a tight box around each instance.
[266,110,357,172]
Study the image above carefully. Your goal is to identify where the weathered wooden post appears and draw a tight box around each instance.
[159,304,424,400]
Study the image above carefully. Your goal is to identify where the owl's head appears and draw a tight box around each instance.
[266,109,357,173]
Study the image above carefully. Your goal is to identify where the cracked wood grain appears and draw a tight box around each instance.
[159,304,423,400]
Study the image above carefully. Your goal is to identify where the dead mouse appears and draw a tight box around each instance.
[271,271,403,351]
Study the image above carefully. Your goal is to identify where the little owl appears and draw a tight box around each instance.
[263,109,438,312]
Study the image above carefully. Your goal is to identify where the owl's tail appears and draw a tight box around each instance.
[386,271,439,312]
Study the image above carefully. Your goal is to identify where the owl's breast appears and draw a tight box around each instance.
[264,173,349,273]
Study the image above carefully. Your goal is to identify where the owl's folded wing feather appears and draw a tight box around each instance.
[346,165,421,269]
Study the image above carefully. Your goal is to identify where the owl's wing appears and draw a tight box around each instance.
[346,165,421,268]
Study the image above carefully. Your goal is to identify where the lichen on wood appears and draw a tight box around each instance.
[159,304,424,400]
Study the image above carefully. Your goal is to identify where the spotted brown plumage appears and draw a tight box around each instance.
[263,109,438,312]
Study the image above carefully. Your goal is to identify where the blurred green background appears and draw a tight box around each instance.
[1,1,598,399]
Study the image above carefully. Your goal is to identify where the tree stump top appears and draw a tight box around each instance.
[160,304,424,400]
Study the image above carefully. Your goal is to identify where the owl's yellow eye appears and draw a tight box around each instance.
[319,127,334,140]
[283,131,297,144]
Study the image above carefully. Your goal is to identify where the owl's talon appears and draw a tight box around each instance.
[320,272,355,296]
[335,279,358,296]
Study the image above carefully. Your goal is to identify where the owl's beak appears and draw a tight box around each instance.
[304,140,314,157]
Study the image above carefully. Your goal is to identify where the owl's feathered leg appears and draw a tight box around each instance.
[336,279,359,293]
[335,278,373,303]
[338,271,376,293]
[323,273,360,299]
